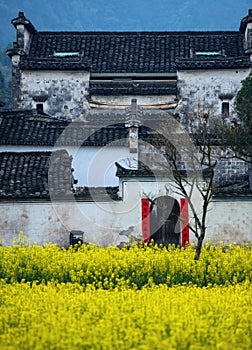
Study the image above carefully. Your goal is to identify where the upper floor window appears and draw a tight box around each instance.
[221,102,230,118]
[36,103,44,113]
[195,51,220,56]
[54,52,79,57]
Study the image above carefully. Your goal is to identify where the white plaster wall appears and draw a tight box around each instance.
[19,70,90,118]
[0,145,133,187]
[206,199,252,244]
[245,22,252,53]
[16,25,31,54]
[0,180,172,246]
[178,68,251,117]
[23,27,31,53]
[0,180,199,247]
[70,146,135,187]
[0,178,251,247]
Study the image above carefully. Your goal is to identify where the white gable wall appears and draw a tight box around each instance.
[72,146,135,187]
[19,70,90,119]
[178,68,250,117]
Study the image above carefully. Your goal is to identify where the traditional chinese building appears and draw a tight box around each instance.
[0,10,251,246]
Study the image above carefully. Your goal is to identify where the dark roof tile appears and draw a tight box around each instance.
[25,31,247,73]
[20,56,90,71]
[0,110,128,147]
[176,56,251,70]
[0,150,72,199]
[89,82,177,95]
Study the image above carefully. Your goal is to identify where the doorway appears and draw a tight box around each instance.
[149,196,180,246]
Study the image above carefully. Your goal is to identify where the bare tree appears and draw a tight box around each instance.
[143,109,218,260]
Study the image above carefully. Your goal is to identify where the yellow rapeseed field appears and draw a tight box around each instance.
[0,241,251,349]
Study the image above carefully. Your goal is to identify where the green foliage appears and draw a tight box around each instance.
[226,73,252,192]
[235,73,252,127]
[12,230,32,248]
[217,72,252,179]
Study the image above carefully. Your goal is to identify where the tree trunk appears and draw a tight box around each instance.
[194,232,205,260]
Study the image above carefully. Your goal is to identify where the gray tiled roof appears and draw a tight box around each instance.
[0,110,128,147]
[115,161,155,177]
[90,82,177,95]
[115,162,251,197]
[0,150,72,199]
[215,173,251,197]
[20,56,90,71]
[0,110,66,146]
[23,31,247,73]
[176,56,251,70]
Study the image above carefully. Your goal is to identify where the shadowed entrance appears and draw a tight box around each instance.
[149,196,180,246]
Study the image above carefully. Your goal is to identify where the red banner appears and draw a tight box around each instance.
[141,199,150,242]
[180,198,189,246]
